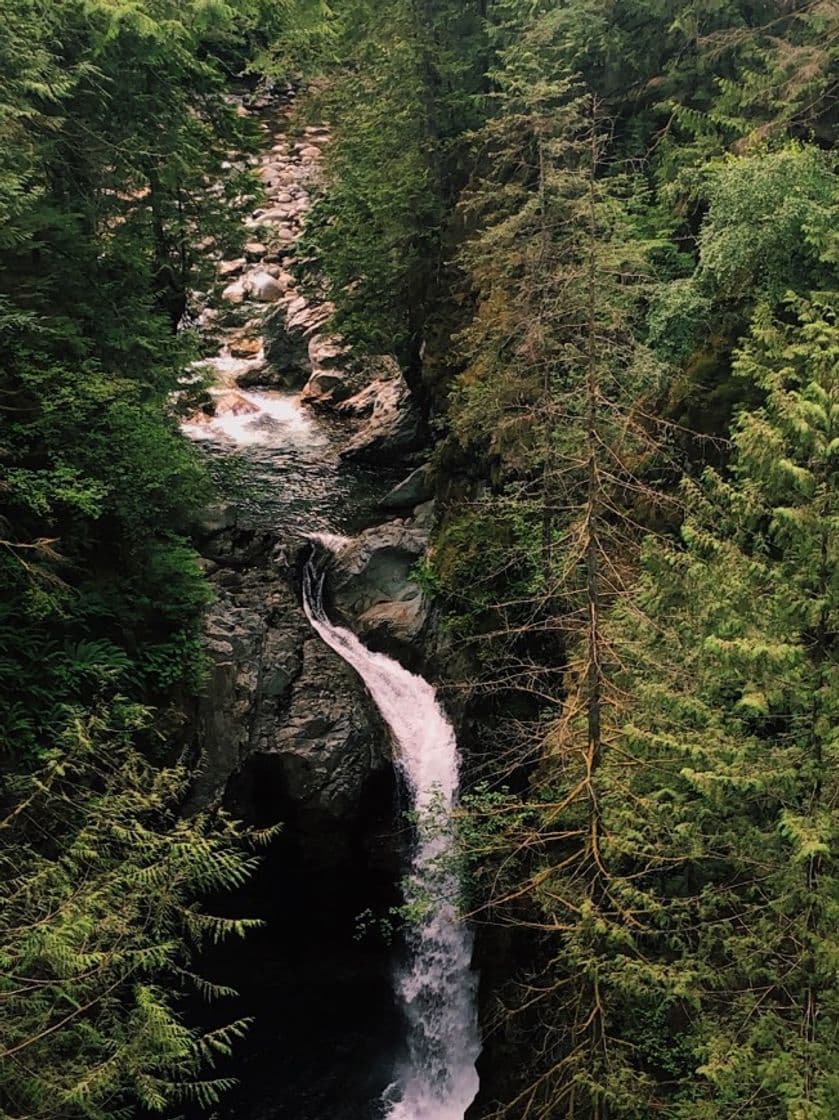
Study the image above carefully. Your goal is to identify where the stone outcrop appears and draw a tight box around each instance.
[380,463,434,511]
[188,530,392,866]
[300,368,352,406]
[339,373,423,463]
[228,332,262,359]
[315,516,433,666]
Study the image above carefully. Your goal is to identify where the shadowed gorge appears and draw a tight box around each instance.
[0,3,836,1120]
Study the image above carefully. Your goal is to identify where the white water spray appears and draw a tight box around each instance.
[302,548,480,1120]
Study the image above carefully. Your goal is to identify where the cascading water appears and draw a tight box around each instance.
[303,549,481,1120]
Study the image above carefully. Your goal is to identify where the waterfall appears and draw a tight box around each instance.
[302,552,481,1120]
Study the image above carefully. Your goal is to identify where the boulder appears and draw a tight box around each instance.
[221,278,247,304]
[300,369,353,407]
[275,269,296,289]
[308,333,345,371]
[258,207,298,228]
[323,520,429,620]
[243,240,267,260]
[337,379,380,420]
[248,271,284,302]
[316,520,432,665]
[357,596,428,652]
[228,333,263,359]
[287,298,332,336]
[219,257,246,279]
[233,365,272,390]
[213,390,260,416]
[379,463,434,511]
[339,374,423,463]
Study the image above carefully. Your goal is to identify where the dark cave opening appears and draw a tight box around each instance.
[187,753,407,1120]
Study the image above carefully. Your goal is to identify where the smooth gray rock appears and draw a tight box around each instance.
[339,374,423,464]
[325,520,429,618]
[315,520,432,664]
[188,556,391,865]
[379,463,433,511]
[248,271,284,302]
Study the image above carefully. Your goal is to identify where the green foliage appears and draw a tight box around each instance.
[0,3,295,1115]
[696,146,836,302]
[457,293,838,1118]
[606,293,838,1118]
[292,0,486,381]
[2,0,837,1116]
[391,1,839,1116]
[0,703,268,1120]
[0,0,259,758]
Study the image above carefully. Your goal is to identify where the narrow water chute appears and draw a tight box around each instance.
[302,551,481,1120]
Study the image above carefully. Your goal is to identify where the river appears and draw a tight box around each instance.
[181,91,479,1120]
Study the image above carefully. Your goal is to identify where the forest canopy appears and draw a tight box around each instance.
[0,1,836,1118]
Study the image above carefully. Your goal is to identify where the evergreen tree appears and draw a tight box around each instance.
[293,0,487,389]
[0,4,287,1113]
[0,701,268,1120]
[442,5,838,1117]
[438,10,681,1113]
[599,290,838,1119]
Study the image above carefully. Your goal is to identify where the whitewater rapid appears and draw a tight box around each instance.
[302,551,480,1120]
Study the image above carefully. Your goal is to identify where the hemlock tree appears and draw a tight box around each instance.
[0,702,268,1120]
[294,0,486,388]
[459,294,837,1120]
[600,291,838,1119]
[446,5,838,1116]
[440,11,683,1114]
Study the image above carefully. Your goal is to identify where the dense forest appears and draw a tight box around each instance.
[0,2,836,1120]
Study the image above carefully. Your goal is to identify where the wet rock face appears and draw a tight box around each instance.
[258,304,313,387]
[339,373,424,463]
[187,530,393,868]
[327,521,429,615]
[317,517,434,668]
[183,94,414,1120]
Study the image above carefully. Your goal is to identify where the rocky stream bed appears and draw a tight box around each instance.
[178,90,462,1120]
